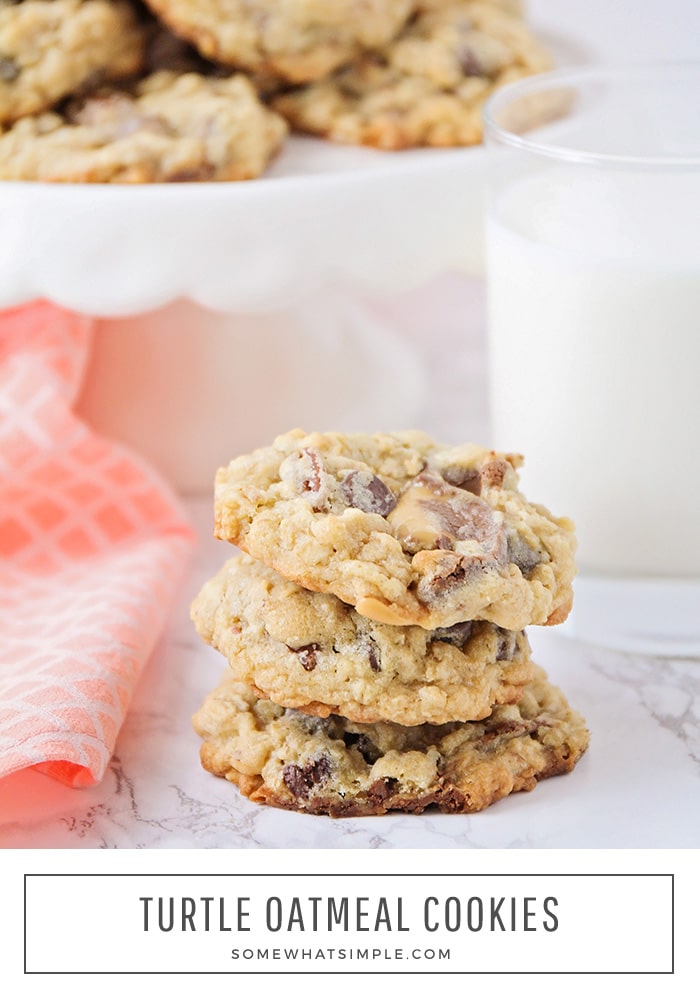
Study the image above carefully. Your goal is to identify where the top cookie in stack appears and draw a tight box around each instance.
[213,428,576,631]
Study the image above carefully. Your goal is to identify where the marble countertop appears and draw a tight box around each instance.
[1,276,698,850]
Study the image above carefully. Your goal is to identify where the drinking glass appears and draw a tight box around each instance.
[483,63,700,655]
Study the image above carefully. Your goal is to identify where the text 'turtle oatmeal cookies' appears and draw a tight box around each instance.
[214,429,577,632]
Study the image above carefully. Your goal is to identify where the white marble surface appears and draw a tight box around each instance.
[0,275,698,850]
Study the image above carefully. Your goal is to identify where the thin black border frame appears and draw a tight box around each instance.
[23,872,675,975]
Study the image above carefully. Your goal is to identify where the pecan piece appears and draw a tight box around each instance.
[479,458,509,490]
[279,447,334,511]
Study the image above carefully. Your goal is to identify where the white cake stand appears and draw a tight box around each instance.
[0,136,496,313]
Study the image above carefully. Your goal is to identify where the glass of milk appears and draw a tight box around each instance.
[483,64,700,655]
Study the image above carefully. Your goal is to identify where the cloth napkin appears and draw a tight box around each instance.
[0,302,195,788]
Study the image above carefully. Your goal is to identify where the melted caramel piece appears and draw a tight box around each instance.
[387,471,458,552]
[387,470,505,558]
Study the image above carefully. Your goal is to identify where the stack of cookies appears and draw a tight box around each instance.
[191,429,589,817]
[0,0,551,181]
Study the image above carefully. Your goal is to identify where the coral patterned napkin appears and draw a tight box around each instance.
[0,303,195,788]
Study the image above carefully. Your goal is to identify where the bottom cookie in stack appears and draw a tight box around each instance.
[191,553,589,817]
[192,666,589,818]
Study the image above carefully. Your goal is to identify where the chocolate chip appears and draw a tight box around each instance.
[441,466,482,495]
[63,68,109,108]
[343,732,382,765]
[367,777,399,804]
[416,551,469,601]
[506,531,543,577]
[282,756,332,798]
[431,621,474,647]
[288,643,320,671]
[494,628,517,661]
[457,44,484,77]
[365,639,382,672]
[146,29,206,74]
[0,57,20,83]
[340,470,397,516]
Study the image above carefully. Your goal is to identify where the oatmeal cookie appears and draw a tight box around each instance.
[192,665,590,817]
[141,0,416,84]
[214,429,577,631]
[272,0,551,148]
[0,0,146,124]
[192,553,534,726]
[0,70,288,182]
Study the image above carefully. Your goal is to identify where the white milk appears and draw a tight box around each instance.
[486,168,700,578]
